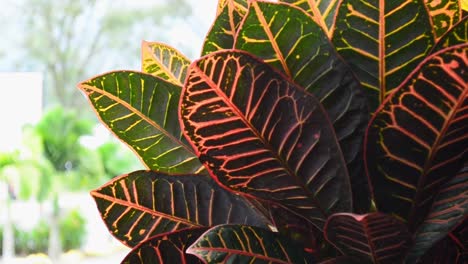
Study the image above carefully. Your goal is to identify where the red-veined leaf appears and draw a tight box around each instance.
[202,0,247,56]
[324,213,412,264]
[121,228,207,264]
[332,0,435,111]
[141,41,190,86]
[279,0,340,36]
[216,0,248,16]
[364,44,468,231]
[186,224,316,263]
[78,71,205,175]
[235,1,370,212]
[406,163,468,262]
[91,170,268,247]
[424,0,462,39]
[433,15,468,53]
[180,50,352,230]
[415,218,468,264]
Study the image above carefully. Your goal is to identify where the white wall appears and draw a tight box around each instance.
[0,72,43,152]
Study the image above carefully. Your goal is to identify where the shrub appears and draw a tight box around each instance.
[78,0,467,263]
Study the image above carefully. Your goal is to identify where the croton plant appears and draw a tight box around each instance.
[77,0,467,263]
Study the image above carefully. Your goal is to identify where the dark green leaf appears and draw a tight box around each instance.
[364,44,468,230]
[121,228,207,264]
[78,71,205,174]
[91,170,267,247]
[187,224,315,263]
[279,0,340,36]
[424,0,462,39]
[332,0,435,111]
[432,16,468,53]
[235,1,370,212]
[202,0,247,56]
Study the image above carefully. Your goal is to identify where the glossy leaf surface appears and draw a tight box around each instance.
[180,50,351,229]
[332,0,435,110]
[279,0,339,36]
[121,228,207,264]
[407,163,468,262]
[424,0,461,39]
[416,219,468,264]
[78,71,205,174]
[235,1,369,211]
[365,44,468,230]
[141,41,190,86]
[325,213,412,264]
[433,16,468,53]
[202,0,247,56]
[216,0,248,16]
[91,170,267,247]
[187,224,315,263]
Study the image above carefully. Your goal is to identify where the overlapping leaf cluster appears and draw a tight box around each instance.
[78,0,467,263]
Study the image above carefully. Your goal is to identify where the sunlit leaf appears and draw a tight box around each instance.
[424,0,461,39]
[180,50,352,230]
[407,163,468,262]
[78,71,205,174]
[187,224,315,263]
[279,0,340,36]
[141,41,190,86]
[121,228,207,264]
[325,213,412,264]
[235,1,370,212]
[433,16,468,53]
[332,0,435,111]
[202,0,247,56]
[364,44,468,231]
[91,170,268,247]
[216,0,248,16]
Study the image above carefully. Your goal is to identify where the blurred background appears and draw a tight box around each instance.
[0,0,216,263]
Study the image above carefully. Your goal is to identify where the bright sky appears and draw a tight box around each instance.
[0,0,217,153]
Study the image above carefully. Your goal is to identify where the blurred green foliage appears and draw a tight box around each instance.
[0,209,86,255]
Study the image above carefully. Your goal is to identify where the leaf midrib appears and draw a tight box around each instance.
[252,1,292,77]
[91,191,203,227]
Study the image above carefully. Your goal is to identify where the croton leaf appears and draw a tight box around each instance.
[279,0,339,36]
[91,170,267,247]
[324,213,412,264]
[186,224,315,263]
[364,43,468,231]
[180,50,352,230]
[235,1,370,212]
[141,41,190,86]
[432,16,468,53]
[121,228,207,264]
[406,163,468,262]
[415,218,467,264]
[332,0,435,111]
[216,0,248,16]
[424,0,462,39]
[78,71,205,175]
[202,0,247,56]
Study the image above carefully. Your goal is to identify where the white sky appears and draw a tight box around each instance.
[0,0,217,153]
